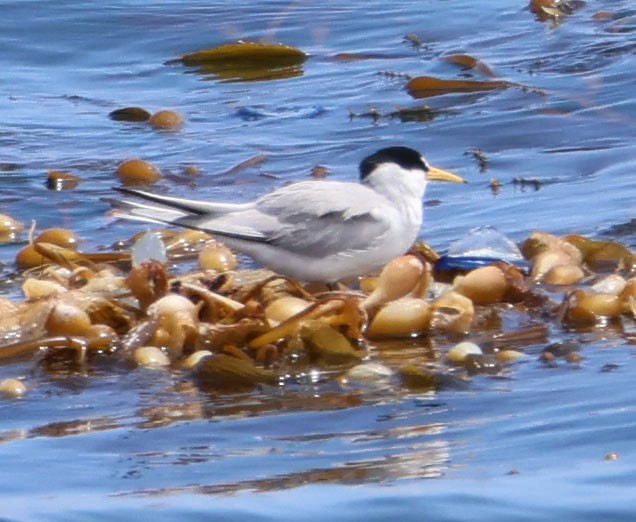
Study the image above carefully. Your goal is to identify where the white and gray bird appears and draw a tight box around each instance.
[107,146,464,282]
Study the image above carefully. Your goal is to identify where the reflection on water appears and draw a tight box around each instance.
[116,419,449,497]
[120,441,449,496]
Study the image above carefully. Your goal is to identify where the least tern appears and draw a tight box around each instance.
[108,146,464,282]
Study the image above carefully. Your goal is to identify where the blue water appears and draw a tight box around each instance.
[2,0,636,520]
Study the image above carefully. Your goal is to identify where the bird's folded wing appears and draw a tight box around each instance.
[175,209,271,242]
[104,196,190,224]
[177,181,395,255]
[113,187,252,216]
[258,180,386,221]
[108,180,396,256]
[270,210,391,257]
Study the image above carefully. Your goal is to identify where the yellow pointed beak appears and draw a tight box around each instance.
[427,165,466,183]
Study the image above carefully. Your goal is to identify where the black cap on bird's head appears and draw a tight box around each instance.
[359,146,427,181]
[359,146,465,184]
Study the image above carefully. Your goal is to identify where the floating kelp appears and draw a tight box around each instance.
[170,41,308,82]
[348,104,449,124]
[512,177,544,190]
[388,105,442,123]
[46,170,81,191]
[15,226,129,271]
[453,265,508,304]
[529,0,586,22]
[194,353,278,390]
[442,54,497,78]
[36,228,80,250]
[366,297,431,339]
[0,377,26,398]
[219,153,268,177]
[109,107,184,131]
[406,75,513,99]
[403,33,426,50]
[116,158,162,186]
[149,110,183,130]
[563,235,634,272]
[108,107,151,122]
[1,225,636,398]
[0,214,24,244]
[302,322,361,366]
[447,341,483,365]
[331,52,398,62]
[464,147,489,172]
[398,365,437,391]
[406,74,544,99]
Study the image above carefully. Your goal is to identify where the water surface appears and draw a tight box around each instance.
[2,1,636,520]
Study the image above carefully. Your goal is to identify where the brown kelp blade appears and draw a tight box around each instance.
[406,75,512,99]
[172,41,308,82]
[442,54,497,78]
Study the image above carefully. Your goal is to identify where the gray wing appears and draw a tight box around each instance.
[107,187,256,230]
[113,187,253,216]
[177,180,395,256]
